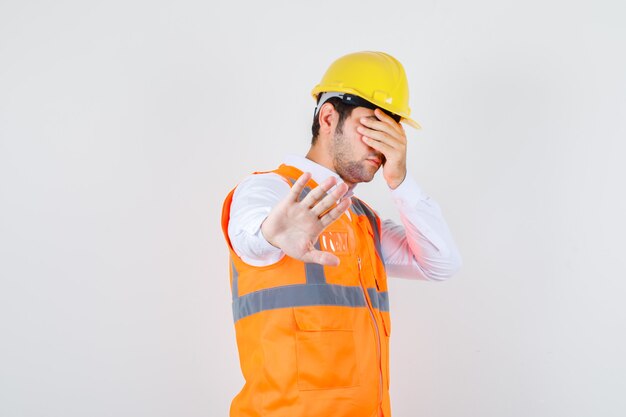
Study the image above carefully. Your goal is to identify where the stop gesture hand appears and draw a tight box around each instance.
[260,172,351,266]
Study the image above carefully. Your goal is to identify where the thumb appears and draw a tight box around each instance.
[301,250,340,267]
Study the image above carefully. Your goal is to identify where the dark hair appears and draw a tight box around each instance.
[311,98,356,145]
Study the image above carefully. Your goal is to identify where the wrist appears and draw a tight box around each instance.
[387,172,407,190]
[260,218,280,249]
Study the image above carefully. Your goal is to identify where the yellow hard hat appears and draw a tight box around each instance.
[311,51,421,129]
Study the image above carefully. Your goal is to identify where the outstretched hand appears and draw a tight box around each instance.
[260,172,352,266]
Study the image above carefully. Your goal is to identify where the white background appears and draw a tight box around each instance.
[1,1,625,416]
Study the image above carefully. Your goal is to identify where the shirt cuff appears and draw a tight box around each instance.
[254,222,282,254]
[389,174,430,207]
[244,223,285,266]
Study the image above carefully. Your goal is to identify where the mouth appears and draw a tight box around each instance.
[366,157,382,167]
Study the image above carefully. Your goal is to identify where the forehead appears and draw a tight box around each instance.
[349,106,376,120]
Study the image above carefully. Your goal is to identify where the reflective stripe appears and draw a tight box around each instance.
[231,260,239,301]
[233,283,368,322]
[305,242,326,284]
[367,288,389,312]
[285,178,326,284]
[350,198,365,216]
[351,198,384,265]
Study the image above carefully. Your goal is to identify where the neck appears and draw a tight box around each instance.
[305,144,355,188]
[305,143,332,170]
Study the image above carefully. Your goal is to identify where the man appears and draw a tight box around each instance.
[221,51,462,417]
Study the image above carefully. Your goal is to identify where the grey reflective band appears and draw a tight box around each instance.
[231,260,239,301]
[233,282,389,322]
[292,180,328,284]
[305,242,326,284]
[367,287,389,312]
[351,198,384,265]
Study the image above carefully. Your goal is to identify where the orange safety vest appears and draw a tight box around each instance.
[221,164,392,417]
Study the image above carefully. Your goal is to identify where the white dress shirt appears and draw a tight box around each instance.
[227,155,462,281]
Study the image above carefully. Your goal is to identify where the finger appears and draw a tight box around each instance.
[362,135,396,156]
[358,116,406,145]
[374,108,405,135]
[310,181,349,216]
[358,125,403,149]
[319,197,352,228]
[301,249,340,267]
[361,114,404,138]
[300,176,338,208]
[288,172,312,202]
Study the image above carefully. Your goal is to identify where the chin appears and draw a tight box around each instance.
[337,161,378,184]
[359,171,377,184]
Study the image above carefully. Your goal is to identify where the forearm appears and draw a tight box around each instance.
[381,175,462,281]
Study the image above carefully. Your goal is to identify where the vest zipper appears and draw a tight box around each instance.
[357,256,383,412]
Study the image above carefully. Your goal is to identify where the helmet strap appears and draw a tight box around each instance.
[314,92,400,123]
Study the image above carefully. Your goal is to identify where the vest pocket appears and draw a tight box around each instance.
[293,307,360,390]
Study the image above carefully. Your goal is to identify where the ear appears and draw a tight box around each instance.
[318,102,338,136]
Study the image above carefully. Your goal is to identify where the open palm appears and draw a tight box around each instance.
[261,172,351,266]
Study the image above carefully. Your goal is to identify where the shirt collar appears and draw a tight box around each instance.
[282,154,356,198]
